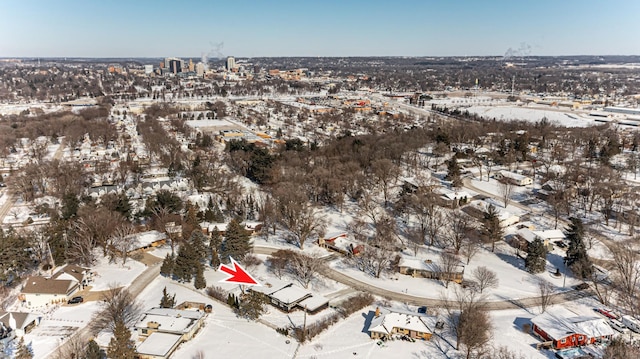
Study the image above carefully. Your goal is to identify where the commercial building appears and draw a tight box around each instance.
[226,56,236,71]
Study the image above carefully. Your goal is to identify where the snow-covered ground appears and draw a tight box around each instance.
[23,302,102,359]
[465,105,596,127]
[89,255,148,291]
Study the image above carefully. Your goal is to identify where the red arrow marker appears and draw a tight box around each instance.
[218,257,260,286]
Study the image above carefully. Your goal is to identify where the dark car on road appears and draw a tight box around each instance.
[68,296,83,304]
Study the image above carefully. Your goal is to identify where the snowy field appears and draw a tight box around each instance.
[89,255,148,291]
[465,105,595,127]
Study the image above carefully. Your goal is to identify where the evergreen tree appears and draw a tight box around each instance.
[565,217,593,279]
[227,293,236,307]
[525,238,548,273]
[194,263,207,289]
[220,219,251,262]
[14,336,33,359]
[159,254,174,277]
[61,192,79,220]
[182,203,201,239]
[204,197,224,222]
[174,242,196,282]
[481,204,504,253]
[189,230,207,263]
[210,229,223,251]
[211,248,221,268]
[107,320,136,359]
[84,339,102,359]
[445,158,462,187]
[159,286,176,308]
[234,292,267,320]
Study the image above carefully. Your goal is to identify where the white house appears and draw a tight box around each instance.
[495,170,533,186]
[368,307,437,340]
[20,276,79,307]
[135,307,206,359]
[0,311,40,337]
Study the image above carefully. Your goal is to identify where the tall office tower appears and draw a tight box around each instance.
[169,59,182,74]
[188,59,194,72]
[226,56,235,71]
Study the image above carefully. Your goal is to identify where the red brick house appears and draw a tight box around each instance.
[531,307,615,349]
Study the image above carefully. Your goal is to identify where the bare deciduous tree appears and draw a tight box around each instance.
[443,210,471,254]
[537,279,554,313]
[110,224,138,265]
[473,266,499,294]
[442,287,491,358]
[288,251,323,289]
[499,180,514,208]
[610,242,640,315]
[91,286,143,335]
[274,185,326,250]
[439,251,461,288]
[461,235,482,265]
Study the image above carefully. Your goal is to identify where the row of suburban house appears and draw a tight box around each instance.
[366,306,619,352]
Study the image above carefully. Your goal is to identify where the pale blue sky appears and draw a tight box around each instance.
[1,0,638,57]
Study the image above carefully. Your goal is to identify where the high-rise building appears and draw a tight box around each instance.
[188,59,194,72]
[168,59,182,74]
[196,62,205,77]
[226,56,236,71]
[144,64,154,75]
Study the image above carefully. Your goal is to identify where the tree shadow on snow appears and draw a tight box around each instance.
[496,252,525,270]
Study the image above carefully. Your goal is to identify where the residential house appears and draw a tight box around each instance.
[368,307,437,340]
[398,256,464,284]
[0,311,40,337]
[318,232,364,257]
[531,307,615,349]
[20,276,80,307]
[250,281,329,314]
[495,170,533,186]
[513,228,559,251]
[467,199,521,228]
[135,307,206,359]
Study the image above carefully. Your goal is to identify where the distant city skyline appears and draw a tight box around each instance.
[1,0,639,58]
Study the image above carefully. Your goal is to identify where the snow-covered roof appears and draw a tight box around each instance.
[298,294,329,312]
[270,285,311,305]
[398,256,438,272]
[534,229,565,241]
[531,307,615,340]
[136,332,182,357]
[436,187,472,201]
[498,170,531,181]
[368,308,436,335]
[129,230,167,248]
[135,308,204,334]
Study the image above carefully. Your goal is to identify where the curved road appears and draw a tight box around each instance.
[252,245,591,311]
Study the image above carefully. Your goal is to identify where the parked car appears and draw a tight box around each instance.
[554,240,567,248]
[68,296,83,304]
[417,306,427,314]
[596,308,619,320]
[608,319,626,333]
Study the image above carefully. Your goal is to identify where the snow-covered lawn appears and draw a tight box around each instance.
[24,302,102,359]
[89,256,147,291]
